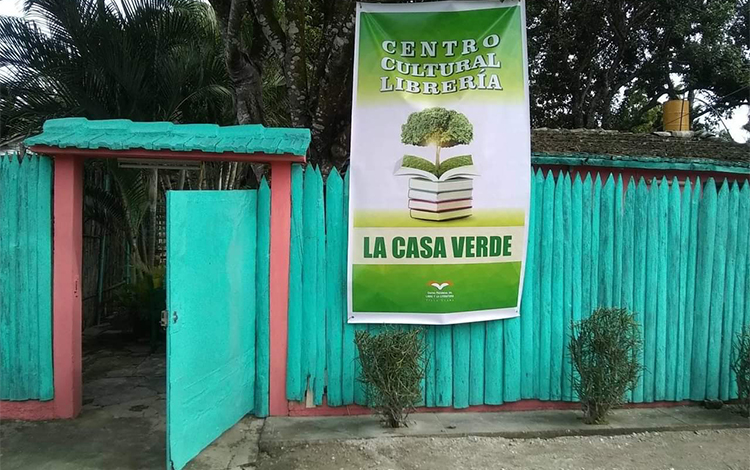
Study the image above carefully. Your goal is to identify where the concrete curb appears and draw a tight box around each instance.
[259,407,750,454]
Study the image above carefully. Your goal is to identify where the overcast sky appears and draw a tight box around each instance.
[1,0,747,142]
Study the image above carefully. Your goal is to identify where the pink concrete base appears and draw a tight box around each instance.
[287,399,697,417]
[0,400,57,421]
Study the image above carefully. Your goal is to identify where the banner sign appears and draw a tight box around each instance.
[348,0,531,324]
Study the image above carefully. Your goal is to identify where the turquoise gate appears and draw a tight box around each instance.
[285,166,750,408]
[166,186,270,470]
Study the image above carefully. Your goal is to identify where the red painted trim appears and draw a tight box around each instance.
[28,145,306,164]
[533,164,747,185]
[269,162,292,416]
[52,156,84,419]
[287,399,699,417]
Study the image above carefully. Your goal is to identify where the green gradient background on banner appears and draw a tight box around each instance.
[356,6,525,104]
[352,262,521,313]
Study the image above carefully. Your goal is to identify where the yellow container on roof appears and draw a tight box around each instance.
[663,100,690,131]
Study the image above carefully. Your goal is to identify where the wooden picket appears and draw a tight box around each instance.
[0,153,54,401]
[286,164,750,407]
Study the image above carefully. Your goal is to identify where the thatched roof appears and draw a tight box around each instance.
[531,128,749,166]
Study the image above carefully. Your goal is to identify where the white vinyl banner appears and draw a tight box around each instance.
[348,1,531,325]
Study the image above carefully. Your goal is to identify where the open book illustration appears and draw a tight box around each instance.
[395,155,478,222]
[394,155,479,182]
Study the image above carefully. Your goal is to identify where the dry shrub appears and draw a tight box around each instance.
[354,328,426,428]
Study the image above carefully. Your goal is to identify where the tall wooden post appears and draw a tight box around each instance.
[268,162,291,416]
[52,155,84,418]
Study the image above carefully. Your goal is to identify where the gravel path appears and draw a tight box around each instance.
[258,429,750,470]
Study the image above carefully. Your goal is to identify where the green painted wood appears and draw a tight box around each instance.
[691,178,717,400]
[301,167,318,397]
[504,316,521,402]
[18,156,33,400]
[570,174,584,401]
[35,156,53,400]
[550,174,565,401]
[655,177,668,400]
[314,168,326,405]
[453,323,470,408]
[731,181,750,398]
[519,169,539,399]
[485,320,503,404]
[414,325,426,407]
[167,190,257,470]
[0,154,53,401]
[622,178,636,402]
[644,178,660,402]
[719,182,740,400]
[539,171,555,400]
[325,170,344,406]
[425,326,437,407]
[25,117,311,156]
[532,169,546,398]
[3,155,20,399]
[590,175,602,315]
[562,173,573,402]
[285,168,749,409]
[341,171,356,405]
[666,178,681,400]
[286,164,304,401]
[599,174,615,306]
[676,178,692,401]
[580,174,593,396]
[470,321,486,405]
[613,175,624,308]
[435,325,452,406]
[683,179,701,399]
[706,180,729,400]
[255,179,271,416]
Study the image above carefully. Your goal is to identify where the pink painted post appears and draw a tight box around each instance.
[52,155,84,419]
[268,162,292,416]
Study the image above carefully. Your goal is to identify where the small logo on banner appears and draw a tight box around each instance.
[426,280,454,301]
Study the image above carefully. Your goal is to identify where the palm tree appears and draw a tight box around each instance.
[0,0,233,137]
[0,0,236,276]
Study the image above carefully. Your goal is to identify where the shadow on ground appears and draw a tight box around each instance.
[1,332,167,470]
[1,331,260,470]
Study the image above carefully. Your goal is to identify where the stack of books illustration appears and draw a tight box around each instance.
[395,155,478,221]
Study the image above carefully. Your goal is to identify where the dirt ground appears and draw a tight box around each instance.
[258,429,750,470]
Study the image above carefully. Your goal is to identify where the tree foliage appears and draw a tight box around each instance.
[527,0,750,131]
[0,0,233,140]
[401,107,473,167]
[401,107,474,149]
[3,0,748,166]
[569,307,642,424]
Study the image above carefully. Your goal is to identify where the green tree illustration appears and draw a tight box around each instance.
[401,107,473,169]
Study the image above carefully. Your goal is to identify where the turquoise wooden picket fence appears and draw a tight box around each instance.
[0,153,54,401]
[286,164,750,407]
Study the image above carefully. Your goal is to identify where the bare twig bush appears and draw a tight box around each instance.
[355,328,426,428]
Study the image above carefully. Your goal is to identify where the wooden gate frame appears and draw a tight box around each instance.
[1,120,305,420]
